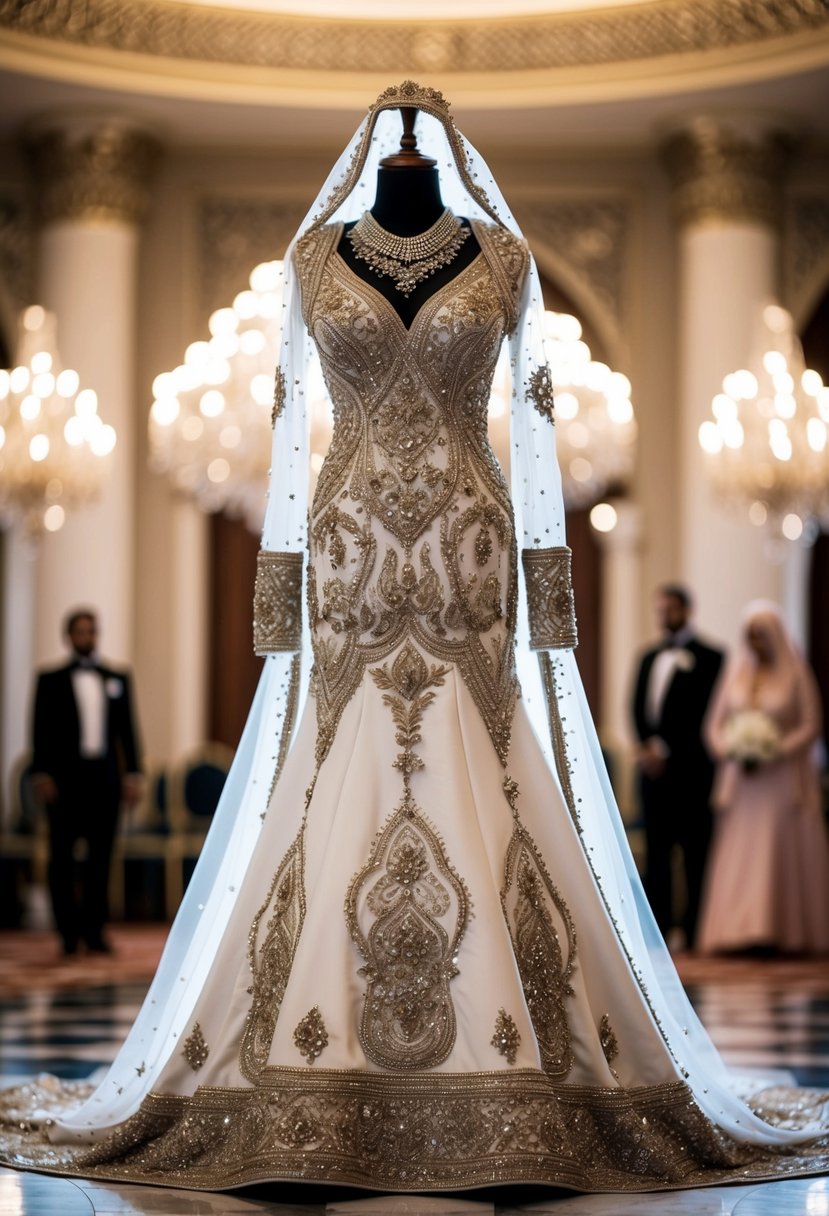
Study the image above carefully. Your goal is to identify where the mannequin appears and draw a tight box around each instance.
[337,106,481,328]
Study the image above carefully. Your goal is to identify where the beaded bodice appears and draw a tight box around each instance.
[294,219,529,766]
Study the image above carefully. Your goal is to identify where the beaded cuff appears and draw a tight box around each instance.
[521,547,578,650]
[253,550,304,654]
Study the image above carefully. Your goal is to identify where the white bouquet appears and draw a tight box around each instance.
[722,710,781,773]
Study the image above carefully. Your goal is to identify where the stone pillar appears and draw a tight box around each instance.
[661,116,793,648]
[25,117,160,666]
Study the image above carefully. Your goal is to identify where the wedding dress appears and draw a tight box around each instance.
[1,81,827,1194]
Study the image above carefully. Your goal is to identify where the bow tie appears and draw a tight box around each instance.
[71,658,101,671]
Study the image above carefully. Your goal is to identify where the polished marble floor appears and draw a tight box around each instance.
[0,928,827,1214]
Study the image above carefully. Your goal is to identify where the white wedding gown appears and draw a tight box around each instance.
[1,207,827,1194]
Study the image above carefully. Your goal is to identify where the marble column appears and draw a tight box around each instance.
[25,117,160,666]
[661,116,793,648]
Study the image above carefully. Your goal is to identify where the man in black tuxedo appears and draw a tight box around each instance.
[31,609,142,956]
[632,585,724,950]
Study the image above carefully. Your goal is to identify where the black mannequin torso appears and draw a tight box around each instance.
[336,166,481,329]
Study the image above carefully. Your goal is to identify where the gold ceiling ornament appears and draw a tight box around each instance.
[1,0,825,78]
[0,306,116,536]
[661,119,794,231]
[25,121,161,227]
[698,303,829,542]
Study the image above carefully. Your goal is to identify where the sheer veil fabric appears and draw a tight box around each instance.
[2,81,828,1191]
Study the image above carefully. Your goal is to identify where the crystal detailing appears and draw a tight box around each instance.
[293,219,526,768]
[240,830,306,1081]
[253,550,304,654]
[181,1023,209,1072]
[527,364,555,425]
[522,546,578,650]
[600,1013,620,1072]
[346,804,469,1071]
[345,645,469,1071]
[271,366,286,428]
[491,1009,521,1065]
[293,1007,329,1065]
[501,827,576,1079]
[4,1069,815,1191]
[348,209,471,297]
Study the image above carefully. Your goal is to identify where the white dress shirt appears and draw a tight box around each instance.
[71,665,107,758]
[646,628,694,730]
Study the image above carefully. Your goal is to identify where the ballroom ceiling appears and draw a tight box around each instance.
[0,0,827,150]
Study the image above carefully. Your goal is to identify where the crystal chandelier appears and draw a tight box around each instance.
[542,311,636,507]
[698,304,829,541]
[489,310,637,508]
[0,305,116,535]
[150,261,287,531]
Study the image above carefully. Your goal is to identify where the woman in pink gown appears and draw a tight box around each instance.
[698,603,829,954]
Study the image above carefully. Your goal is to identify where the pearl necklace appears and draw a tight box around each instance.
[347,209,470,297]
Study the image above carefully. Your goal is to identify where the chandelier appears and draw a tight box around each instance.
[542,311,636,508]
[0,306,116,535]
[698,304,829,541]
[150,261,295,531]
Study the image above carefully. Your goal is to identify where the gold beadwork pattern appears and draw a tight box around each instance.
[600,1013,620,1078]
[181,1023,209,1072]
[344,644,469,1071]
[491,1009,521,1065]
[271,367,286,428]
[239,830,306,1081]
[253,550,304,654]
[522,546,578,650]
[293,219,527,768]
[501,826,577,1079]
[4,1069,825,1191]
[293,1007,329,1065]
[527,364,555,425]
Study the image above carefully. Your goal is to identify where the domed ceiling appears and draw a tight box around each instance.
[0,0,827,147]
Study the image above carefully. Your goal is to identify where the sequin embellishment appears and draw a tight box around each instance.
[294,1006,329,1065]
[501,828,576,1079]
[253,550,304,654]
[240,829,306,1081]
[521,546,578,651]
[491,1009,521,1065]
[181,1023,209,1072]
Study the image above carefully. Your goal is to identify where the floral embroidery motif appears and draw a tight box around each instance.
[181,1023,209,1072]
[527,363,555,425]
[501,827,577,1079]
[345,644,469,1071]
[293,1007,329,1065]
[522,546,578,651]
[491,1009,521,1065]
[346,806,468,1071]
[240,830,306,1081]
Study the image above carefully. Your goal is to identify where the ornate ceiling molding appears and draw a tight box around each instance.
[0,0,827,80]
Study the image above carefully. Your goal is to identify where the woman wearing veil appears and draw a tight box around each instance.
[1,81,827,1193]
[698,603,829,956]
